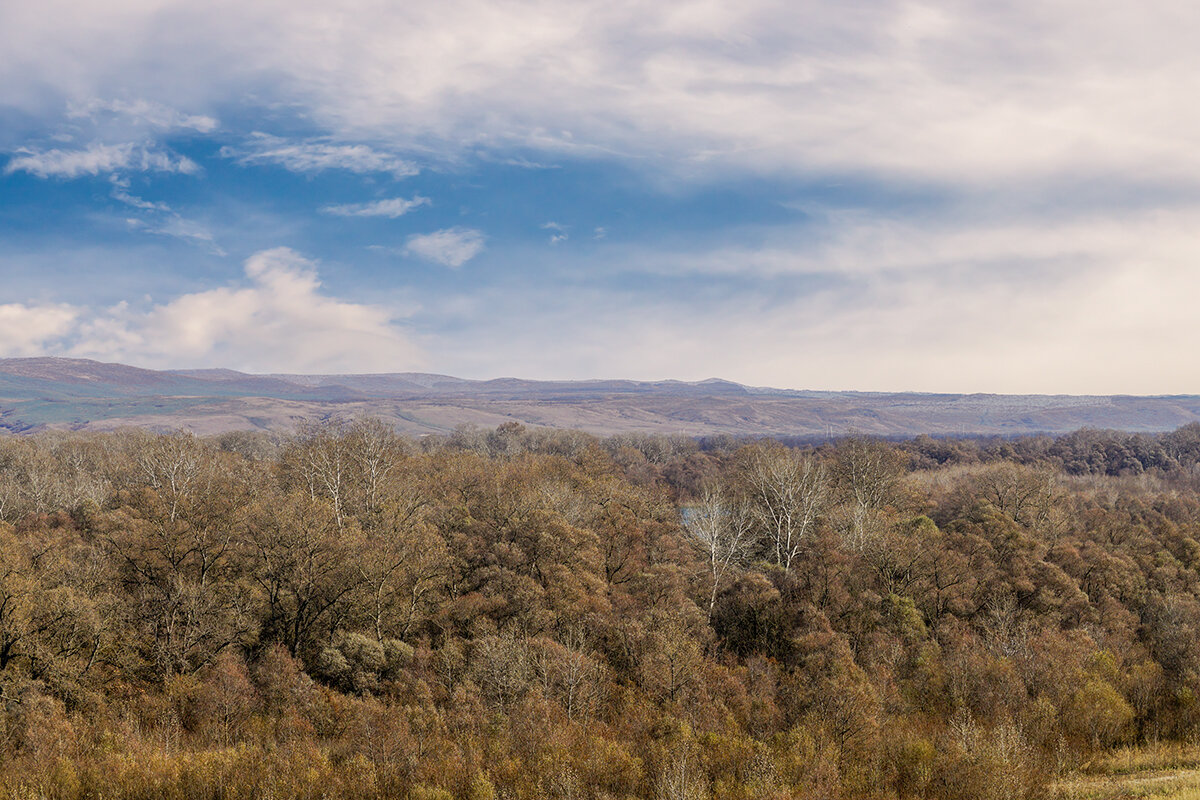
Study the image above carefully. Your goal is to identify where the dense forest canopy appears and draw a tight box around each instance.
[4,421,1200,798]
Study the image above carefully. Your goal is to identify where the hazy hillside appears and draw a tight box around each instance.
[3,357,1200,436]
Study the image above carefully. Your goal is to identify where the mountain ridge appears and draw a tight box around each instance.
[2,357,1198,437]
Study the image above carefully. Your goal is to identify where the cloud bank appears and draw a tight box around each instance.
[412,203,1200,395]
[6,1,1200,184]
[0,249,422,373]
[0,303,79,358]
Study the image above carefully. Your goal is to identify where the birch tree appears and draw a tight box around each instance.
[683,487,755,616]
[739,442,828,571]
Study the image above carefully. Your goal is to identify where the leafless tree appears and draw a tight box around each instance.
[344,418,408,524]
[131,432,210,523]
[834,436,906,552]
[285,421,351,528]
[683,487,755,615]
[740,443,828,570]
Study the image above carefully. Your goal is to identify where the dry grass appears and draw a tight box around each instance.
[1088,743,1200,776]
[1055,771,1200,800]
[1057,744,1200,799]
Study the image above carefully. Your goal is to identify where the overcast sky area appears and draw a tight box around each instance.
[1,1,1198,393]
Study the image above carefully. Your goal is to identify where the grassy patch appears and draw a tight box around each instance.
[1058,745,1200,799]
[1056,772,1200,799]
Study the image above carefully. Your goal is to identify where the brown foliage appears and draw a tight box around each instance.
[0,424,1199,799]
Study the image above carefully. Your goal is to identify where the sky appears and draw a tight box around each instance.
[2,1,1199,394]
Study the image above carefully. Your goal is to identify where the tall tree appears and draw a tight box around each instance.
[738,442,829,570]
[683,487,755,616]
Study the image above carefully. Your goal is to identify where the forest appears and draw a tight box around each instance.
[4,421,1200,799]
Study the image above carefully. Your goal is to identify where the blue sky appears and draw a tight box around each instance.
[2,1,1199,393]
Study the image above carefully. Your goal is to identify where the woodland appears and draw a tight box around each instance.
[3,421,1200,798]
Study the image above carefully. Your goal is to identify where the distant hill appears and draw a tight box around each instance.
[2,357,1199,437]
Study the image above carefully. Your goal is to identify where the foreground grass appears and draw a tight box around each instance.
[1057,744,1200,799]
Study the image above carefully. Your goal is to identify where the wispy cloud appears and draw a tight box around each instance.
[106,175,222,253]
[68,99,218,133]
[322,195,430,218]
[221,133,418,177]
[404,227,486,267]
[5,143,199,179]
[126,215,225,255]
[541,221,568,244]
[497,157,559,169]
[619,208,1200,280]
[109,175,170,211]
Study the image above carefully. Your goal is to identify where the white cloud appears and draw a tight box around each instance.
[108,174,222,253]
[404,227,486,267]
[541,221,568,244]
[109,175,171,211]
[9,1,1200,393]
[322,195,430,218]
[5,142,199,178]
[126,215,225,255]
[111,190,169,211]
[6,1,1200,184]
[0,303,79,357]
[417,205,1200,395]
[66,248,422,372]
[220,133,418,177]
[624,208,1198,279]
[68,99,218,133]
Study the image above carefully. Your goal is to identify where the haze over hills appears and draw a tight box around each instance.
[2,357,1200,437]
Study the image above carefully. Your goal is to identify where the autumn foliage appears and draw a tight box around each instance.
[1,422,1200,798]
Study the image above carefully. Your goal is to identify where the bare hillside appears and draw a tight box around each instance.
[2,358,1199,436]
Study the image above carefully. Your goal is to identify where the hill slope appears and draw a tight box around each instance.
[2,357,1198,436]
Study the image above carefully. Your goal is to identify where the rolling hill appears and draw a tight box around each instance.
[2,357,1199,437]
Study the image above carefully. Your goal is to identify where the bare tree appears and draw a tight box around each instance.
[683,487,755,616]
[282,418,410,531]
[130,432,210,523]
[344,418,408,525]
[247,494,358,658]
[284,421,351,529]
[656,737,709,800]
[0,439,71,519]
[739,442,828,570]
[531,626,601,720]
[970,463,1063,540]
[833,436,906,552]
